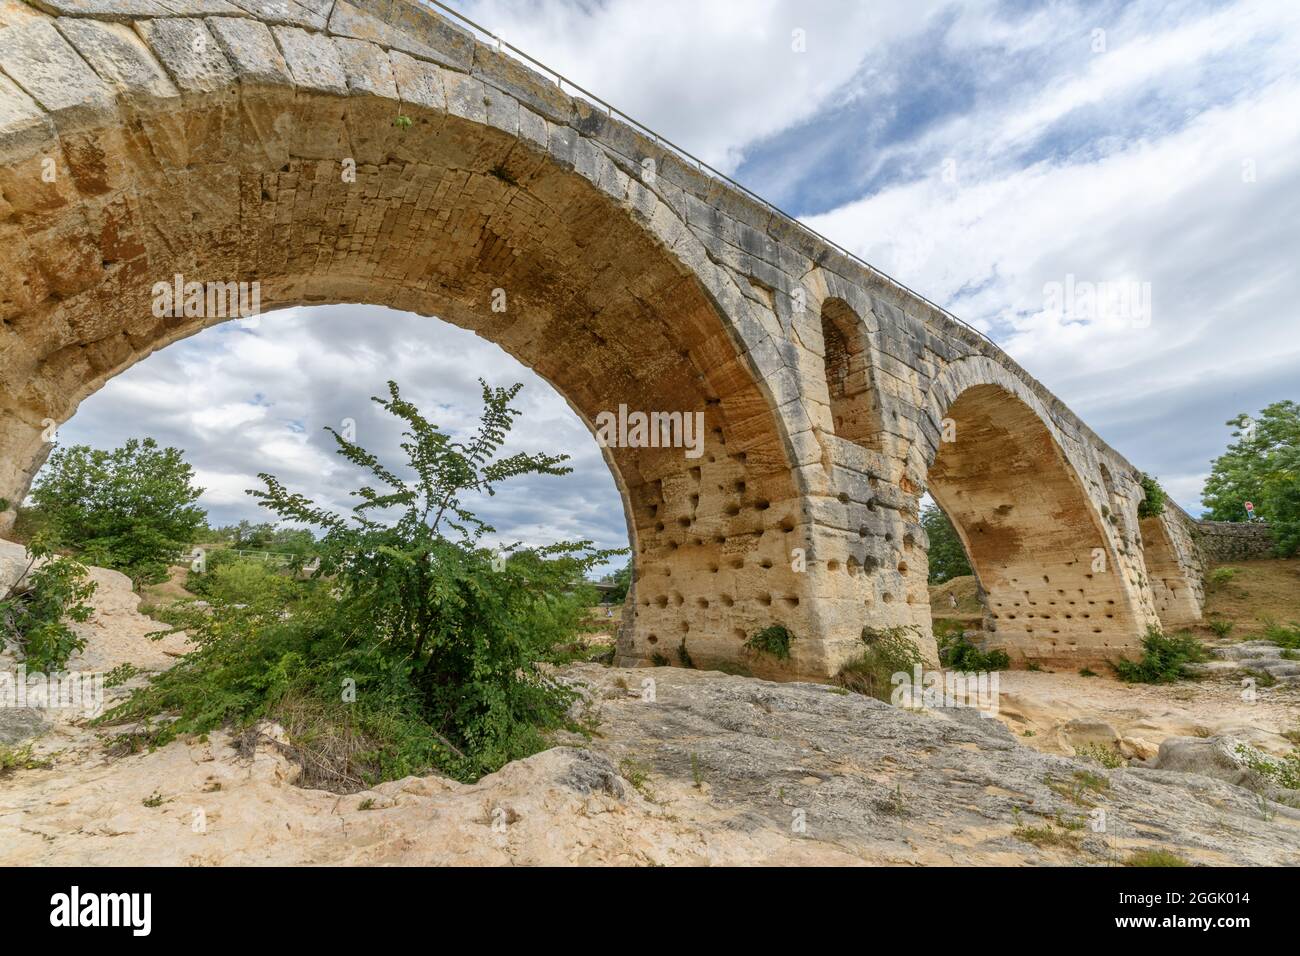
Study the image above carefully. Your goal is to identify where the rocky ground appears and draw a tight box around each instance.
[2,544,1299,866]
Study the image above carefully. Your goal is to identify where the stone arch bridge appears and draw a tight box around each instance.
[0,0,1204,679]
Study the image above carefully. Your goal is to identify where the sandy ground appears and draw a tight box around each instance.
[3,543,1299,866]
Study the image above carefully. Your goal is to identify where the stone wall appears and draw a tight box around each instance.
[1194,520,1277,563]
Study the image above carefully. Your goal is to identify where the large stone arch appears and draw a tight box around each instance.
[0,0,834,677]
[0,0,1205,682]
[919,357,1156,666]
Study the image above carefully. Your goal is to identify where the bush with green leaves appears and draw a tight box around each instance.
[836,625,925,702]
[186,550,285,603]
[1112,627,1210,683]
[1137,473,1167,519]
[1261,620,1300,649]
[0,541,97,672]
[938,633,1010,671]
[28,438,205,588]
[209,521,318,557]
[745,624,794,660]
[101,381,619,785]
[1206,618,1234,638]
[1233,743,1300,791]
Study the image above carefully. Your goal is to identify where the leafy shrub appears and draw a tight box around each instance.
[836,626,924,702]
[1207,618,1234,638]
[1245,667,1277,688]
[1233,744,1300,790]
[1206,566,1240,592]
[1260,620,1300,649]
[1137,473,1167,519]
[187,552,283,604]
[1076,743,1124,769]
[938,633,1010,671]
[100,381,619,785]
[1112,627,1210,684]
[0,542,97,672]
[27,438,205,588]
[745,624,793,660]
[676,639,694,668]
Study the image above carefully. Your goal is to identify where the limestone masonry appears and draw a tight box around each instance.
[0,0,1206,678]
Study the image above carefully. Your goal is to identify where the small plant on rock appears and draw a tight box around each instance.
[1124,848,1188,867]
[1137,473,1167,519]
[744,624,794,661]
[836,625,924,703]
[1076,743,1124,769]
[1207,618,1235,638]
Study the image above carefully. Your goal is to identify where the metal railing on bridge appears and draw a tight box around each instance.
[418,0,1001,351]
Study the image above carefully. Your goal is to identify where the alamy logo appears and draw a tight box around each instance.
[1,667,104,717]
[1042,274,1151,328]
[151,274,261,319]
[49,886,151,936]
[594,405,706,459]
[891,665,1000,716]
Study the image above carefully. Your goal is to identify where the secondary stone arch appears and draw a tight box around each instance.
[920,358,1150,666]
[0,10,824,675]
[816,297,885,451]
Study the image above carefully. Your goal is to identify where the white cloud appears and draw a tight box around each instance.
[451,0,949,171]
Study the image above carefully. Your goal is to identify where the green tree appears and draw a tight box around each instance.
[214,520,317,556]
[29,438,205,588]
[922,504,972,584]
[604,559,632,603]
[104,381,621,783]
[1202,401,1300,556]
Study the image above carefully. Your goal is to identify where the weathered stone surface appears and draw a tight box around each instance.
[56,16,180,104]
[1141,734,1300,804]
[273,24,348,95]
[0,0,1209,681]
[134,16,235,93]
[328,0,471,71]
[0,4,116,126]
[333,36,397,99]
[225,0,325,30]
[205,14,291,87]
[27,0,171,19]
[0,72,51,157]
[1196,519,1276,561]
[388,48,445,111]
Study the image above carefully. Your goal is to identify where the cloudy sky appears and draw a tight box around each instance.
[59,0,1300,560]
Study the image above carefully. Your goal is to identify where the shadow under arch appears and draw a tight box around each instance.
[924,381,1146,667]
[0,72,810,673]
[817,297,885,451]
